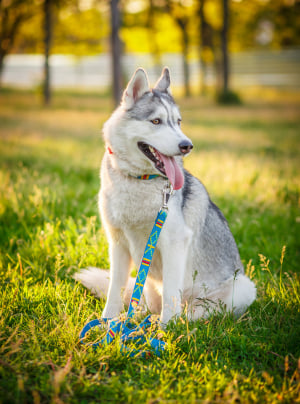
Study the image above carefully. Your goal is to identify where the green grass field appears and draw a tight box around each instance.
[0,87,299,403]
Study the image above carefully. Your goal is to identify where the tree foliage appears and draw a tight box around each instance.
[1,0,299,98]
[230,0,300,51]
[0,0,36,79]
[10,1,109,56]
[6,0,299,58]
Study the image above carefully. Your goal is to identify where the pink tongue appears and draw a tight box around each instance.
[156,151,184,190]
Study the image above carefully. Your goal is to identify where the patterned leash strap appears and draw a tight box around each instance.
[79,183,173,357]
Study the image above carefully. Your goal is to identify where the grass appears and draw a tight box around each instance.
[0,87,299,403]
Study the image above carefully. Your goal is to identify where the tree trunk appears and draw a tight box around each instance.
[177,18,190,97]
[0,53,5,87]
[182,26,190,97]
[198,0,207,94]
[110,0,122,106]
[43,0,52,105]
[147,0,162,75]
[0,9,28,89]
[164,1,190,97]
[221,0,229,93]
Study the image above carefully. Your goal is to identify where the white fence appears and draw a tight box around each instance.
[2,49,300,89]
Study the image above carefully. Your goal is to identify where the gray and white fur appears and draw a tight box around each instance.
[74,67,256,325]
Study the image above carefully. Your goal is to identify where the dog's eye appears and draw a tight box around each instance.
[151,118,161,125]
[178,119,182,126]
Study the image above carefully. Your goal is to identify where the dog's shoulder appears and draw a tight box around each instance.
[180,169,209,208]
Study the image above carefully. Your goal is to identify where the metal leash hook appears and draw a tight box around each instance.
[162,181,173,211]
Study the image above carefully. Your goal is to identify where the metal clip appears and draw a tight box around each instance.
[162,182,173,211]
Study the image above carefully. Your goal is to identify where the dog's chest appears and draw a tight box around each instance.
[100,178,164,229]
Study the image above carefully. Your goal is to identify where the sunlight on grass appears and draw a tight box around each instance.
[0,88,299,403]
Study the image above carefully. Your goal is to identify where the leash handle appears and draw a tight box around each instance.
[79,315,166,357]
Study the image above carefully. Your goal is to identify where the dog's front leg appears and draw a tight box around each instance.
[160,242,186,324]
[160,230,188,324]
[159,224,191,325]
[102,240,131,319]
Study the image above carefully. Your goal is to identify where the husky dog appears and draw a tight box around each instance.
[75,67,256,325]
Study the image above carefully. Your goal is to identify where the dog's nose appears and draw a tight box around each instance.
[179,140,193,155]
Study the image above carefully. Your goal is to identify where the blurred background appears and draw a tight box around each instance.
[1,0,299,105]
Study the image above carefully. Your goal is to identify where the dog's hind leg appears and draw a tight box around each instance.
[191,274,256,319]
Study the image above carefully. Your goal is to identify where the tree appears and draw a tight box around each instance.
[146,0,162,72]
[217,0,241,104]
[110,0,122,106]
[42,0,81,105]
[0,0,33,86]
[164,0,193,97]
[197,0,215,94]
[221,0,229,93]
[230,0,300,51]
[43,0,52,105]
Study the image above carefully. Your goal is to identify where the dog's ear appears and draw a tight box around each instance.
[122,68,150,109]
[154,67,171,94]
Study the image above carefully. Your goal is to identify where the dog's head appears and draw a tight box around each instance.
[103,67,193,190]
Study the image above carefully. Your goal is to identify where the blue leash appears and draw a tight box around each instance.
[79,183,173,357]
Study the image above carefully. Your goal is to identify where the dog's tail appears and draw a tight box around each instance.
[73,267,136,306]
[73,267,110,298]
